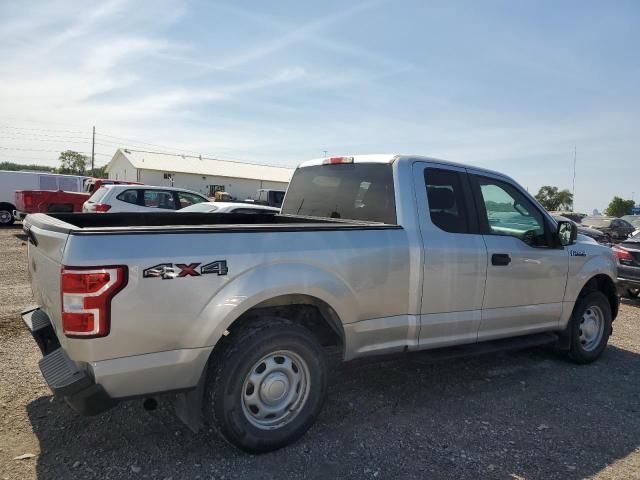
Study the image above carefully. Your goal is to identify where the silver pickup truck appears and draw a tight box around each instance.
[22,154,618,452]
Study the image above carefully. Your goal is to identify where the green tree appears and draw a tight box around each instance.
[604,197,635,217]
[534,186,573,211]
[92,165,108,179]
[0,161,54,172]
[58,150,89,175]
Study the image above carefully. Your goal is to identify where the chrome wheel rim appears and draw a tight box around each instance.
[0,210,11,224]
[579,305,605,352]
[241,350,310,430]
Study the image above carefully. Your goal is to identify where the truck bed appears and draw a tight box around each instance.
[25,212,400,235]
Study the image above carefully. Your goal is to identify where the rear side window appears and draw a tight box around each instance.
[116,189,140,205]
[88,187,109,203]
[424,168,471,233]
[281,164,396,224]
[143,190,177,209]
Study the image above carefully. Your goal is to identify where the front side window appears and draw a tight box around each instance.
[424,168,470,234]
[177,192,206,208]
[143,190,176,209]
[473,176,547,247]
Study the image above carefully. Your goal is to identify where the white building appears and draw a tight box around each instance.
[105,149,294,200]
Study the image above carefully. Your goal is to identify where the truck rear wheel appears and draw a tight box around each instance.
[0,205,15,226]
[204,318,328,452]
[565,291,612,364]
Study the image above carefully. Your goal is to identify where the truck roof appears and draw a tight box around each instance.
[297,154,512,181]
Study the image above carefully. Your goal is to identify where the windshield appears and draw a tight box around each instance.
[281,163,396,224]
[178,203,218,212]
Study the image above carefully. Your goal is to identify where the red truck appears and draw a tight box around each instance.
[14,179,141,220]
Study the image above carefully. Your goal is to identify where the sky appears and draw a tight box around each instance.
[0,0,638,212]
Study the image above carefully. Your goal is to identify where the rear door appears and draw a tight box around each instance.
[468,173,569,339]
[413,162,487,348]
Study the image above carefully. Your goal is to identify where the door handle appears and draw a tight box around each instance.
[491,253,511,266]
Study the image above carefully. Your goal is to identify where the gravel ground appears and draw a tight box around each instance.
[0,225,639,479]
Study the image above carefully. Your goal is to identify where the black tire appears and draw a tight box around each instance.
[626,288,640,298]
[565,291,612,364]
[204,317,328,453]
[0,207,15,226]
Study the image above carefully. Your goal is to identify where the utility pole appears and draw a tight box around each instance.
[571,145,576,212]
[91,126,95,176]
[322,150,328,158]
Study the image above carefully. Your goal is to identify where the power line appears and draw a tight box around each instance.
[0,146,111,157]
[0,136,91,145]
[96,132,208,156]
[0,124,88,135]
[0,130,90,141]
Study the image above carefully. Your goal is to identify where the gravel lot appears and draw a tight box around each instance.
[1,225,639,479]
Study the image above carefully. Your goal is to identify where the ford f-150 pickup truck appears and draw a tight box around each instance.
[21,154,619,452]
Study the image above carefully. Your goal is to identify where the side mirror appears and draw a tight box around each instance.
[557,220,577,246]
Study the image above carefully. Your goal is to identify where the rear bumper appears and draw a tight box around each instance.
[21,307,117,416]
[618,276,640,294]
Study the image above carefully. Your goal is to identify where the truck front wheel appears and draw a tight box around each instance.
[204,318,328,452]
[565,291,612,364]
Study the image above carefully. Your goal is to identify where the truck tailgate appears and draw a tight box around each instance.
[24,215,72,340]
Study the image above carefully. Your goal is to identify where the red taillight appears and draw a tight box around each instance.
[94,204,112,212]
[61,266,127,338]
[323,156,354,165]
[24,192,34,208]
[612,246,633,262]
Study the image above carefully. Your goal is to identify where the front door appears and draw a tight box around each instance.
[468,173,569,340]
[414,163,487,348]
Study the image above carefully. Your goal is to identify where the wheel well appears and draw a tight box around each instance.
[580,274,618,320]
[0,202,16,211]
[220,295,345,360]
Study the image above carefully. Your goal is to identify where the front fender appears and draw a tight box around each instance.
[564,247,617,303]
[189,262,359,349]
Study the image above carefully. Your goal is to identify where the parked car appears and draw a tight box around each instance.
[612,231,640,298]
[14,179,143,221]
[23,154,618,452]
[581,216,635,242]
[179,201,280,214]
[255,189,286,208]
[552,215,606,243]
[550,211,586,224]
[0,170,87,226]
[621,215,640,231]
[82,185,208,213]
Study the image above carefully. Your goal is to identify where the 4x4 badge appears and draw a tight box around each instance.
[143,260,228,279]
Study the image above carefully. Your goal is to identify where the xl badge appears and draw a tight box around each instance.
[143,260,228,279]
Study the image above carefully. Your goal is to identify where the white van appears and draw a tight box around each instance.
[0,170,87,225]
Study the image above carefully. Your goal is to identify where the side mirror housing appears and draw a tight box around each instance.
[557,220,577,246]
